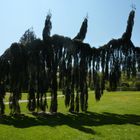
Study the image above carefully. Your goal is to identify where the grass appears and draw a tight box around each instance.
[0,91,140,140]
[4,92,28,102]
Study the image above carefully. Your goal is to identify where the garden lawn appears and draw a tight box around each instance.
[0,91,140,140]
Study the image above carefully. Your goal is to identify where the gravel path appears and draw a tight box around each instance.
[4,95,64,105]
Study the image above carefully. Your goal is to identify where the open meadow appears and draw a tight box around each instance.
[0,91,140,140]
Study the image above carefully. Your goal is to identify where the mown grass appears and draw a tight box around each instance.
[0,91,140,140]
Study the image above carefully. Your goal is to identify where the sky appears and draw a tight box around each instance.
[0,0,140,55]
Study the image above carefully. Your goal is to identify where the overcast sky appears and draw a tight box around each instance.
[0,0,140,55]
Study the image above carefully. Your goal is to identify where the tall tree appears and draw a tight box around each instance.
[42,12,52,42]
[122,10,135,41]
[74,16,88,41]
[0,9,139,116]
[19,27,36,46]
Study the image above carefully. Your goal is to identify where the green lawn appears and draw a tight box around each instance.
[0,91,140,140]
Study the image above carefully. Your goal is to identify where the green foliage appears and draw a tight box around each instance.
[0,10,139,115]
[0,83,5,115]
[19,27,36,45]
[135,81,140,90]
[42,12,52,41]
[122,10,135,41]
[74,17,88,41]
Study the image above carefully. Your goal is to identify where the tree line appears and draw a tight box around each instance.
[0,10,139,115]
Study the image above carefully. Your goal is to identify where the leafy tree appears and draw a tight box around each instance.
[19,27,36,46]
[0,9,139,115]
[0,81,5,115]
[42,12,52,42]
[122,10,135,41]
[74,16,88,41]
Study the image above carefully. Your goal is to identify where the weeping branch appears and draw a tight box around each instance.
[0,10,139,115]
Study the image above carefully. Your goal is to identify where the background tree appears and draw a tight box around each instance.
[19,27,36,46]
[42,12,52,42]
[74,16,88,41]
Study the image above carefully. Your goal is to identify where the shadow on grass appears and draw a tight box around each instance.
[0,112,140,135]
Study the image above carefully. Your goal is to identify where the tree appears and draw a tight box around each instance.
[19,27,36,46]
[74,16,88,41]
[0,9,139,115]
[42,12,52,42]
[122,10,135,41]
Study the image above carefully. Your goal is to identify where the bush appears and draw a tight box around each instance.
[135,81,140,91]
[105,81,111,91]
[121,82,129,87]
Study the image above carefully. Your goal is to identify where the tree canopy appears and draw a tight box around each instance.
[0,10,139,115]
[19,27,36,46]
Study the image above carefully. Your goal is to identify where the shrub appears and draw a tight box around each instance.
[121,82,129,87]
[121,86,130,91]
[135,81,140,91]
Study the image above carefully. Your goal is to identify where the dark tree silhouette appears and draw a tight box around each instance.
[8,43,26,114]
[74,17,88,41]
[0,9,139,115]
[122,10,135,41]
[42,12,52,42]
[0,81,5,115]
[19,28,36,46]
